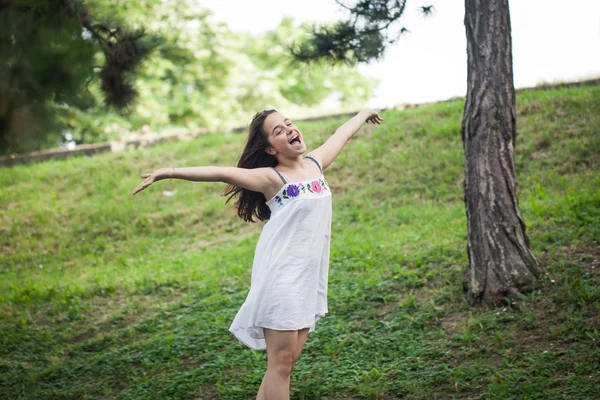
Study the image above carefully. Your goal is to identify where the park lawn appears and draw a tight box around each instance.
[1,82,599,399]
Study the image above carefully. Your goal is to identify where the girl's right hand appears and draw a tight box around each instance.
[132,169,168,195]
[360,109,384,125]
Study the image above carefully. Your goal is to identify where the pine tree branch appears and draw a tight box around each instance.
[292,0,432,63]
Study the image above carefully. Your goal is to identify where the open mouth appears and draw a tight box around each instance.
[289,133,302,145]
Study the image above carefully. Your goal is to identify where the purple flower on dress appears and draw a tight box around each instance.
[287,184,300,197]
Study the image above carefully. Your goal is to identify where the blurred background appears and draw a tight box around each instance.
[1,0,598,156]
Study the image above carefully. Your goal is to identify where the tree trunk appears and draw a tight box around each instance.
[0,36,12,154]
[461,0,541,307]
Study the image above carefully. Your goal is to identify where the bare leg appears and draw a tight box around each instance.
[258,328,298,400]
[256,327,310,399]
[256,372,267,400]
[291,328,310,372]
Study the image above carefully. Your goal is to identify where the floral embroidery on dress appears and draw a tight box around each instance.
[275,177,329,207]
[274,195,284,207]
[287,184,300,197]
[310,181,322,193]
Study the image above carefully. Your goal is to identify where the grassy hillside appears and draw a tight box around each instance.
[1,83,599,399]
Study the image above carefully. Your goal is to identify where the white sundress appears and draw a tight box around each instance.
[229,156,332,350]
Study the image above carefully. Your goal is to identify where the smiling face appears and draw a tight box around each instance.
[262,112,306,157]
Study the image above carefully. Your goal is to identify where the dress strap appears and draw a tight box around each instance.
[270,167,288,184]
[304,155,322,173]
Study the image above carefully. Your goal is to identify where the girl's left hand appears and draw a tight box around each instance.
[132,168,170,195]
[132,172,157,195]
[361,109,384,124]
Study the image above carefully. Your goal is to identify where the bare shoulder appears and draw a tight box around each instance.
[304,151,324,171]
[304,151,323,164]
[252,166,287,193]
[261,166,289,200]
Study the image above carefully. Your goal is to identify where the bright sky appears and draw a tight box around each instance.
[203,0,600,108]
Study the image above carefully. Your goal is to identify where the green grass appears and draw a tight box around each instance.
[1,83,599,399]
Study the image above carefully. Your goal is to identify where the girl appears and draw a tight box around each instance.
[132,109,383,399]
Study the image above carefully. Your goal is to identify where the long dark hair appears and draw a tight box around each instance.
[223,109,278,222]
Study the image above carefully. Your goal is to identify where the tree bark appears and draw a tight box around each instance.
[461,0,541,307]
[0,36,12,154]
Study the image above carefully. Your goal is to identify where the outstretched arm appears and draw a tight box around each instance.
[131,166,275,196]
[306,109,383,171]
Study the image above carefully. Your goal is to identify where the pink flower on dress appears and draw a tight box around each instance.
[311,180,322,193]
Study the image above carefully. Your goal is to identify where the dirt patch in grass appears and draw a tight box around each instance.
[67,288,188,345]
[560,244,600,277]
[509,293,573,354]
[439,312,472,338]
[374,301,399,317]
[180,355,204,370]
[507,245,599,353]
[183,383,219,400]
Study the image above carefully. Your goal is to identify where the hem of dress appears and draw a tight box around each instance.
[254,319,323,332]
[229,312,328,351]
[229,328,267,350]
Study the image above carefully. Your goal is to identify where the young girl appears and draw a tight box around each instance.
[132,109,383,399]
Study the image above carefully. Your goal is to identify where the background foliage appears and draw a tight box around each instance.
[1,0,377,155]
